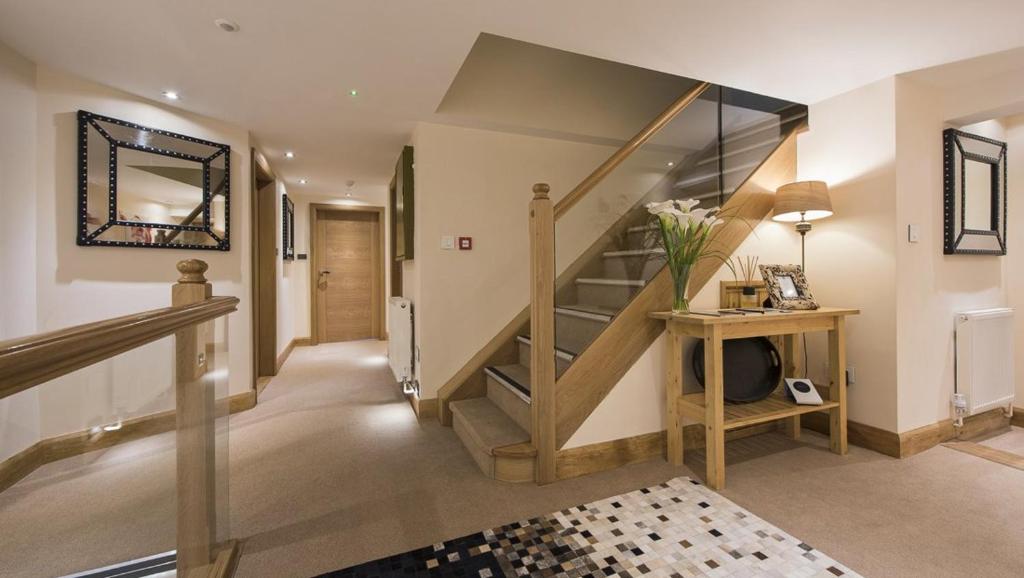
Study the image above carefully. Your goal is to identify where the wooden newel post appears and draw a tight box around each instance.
[529,184,557,484]
[173,259,217,575]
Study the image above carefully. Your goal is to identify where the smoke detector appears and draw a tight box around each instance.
[214,19,240,32]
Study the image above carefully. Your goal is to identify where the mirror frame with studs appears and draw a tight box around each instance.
[76,110,231,251]
[943,128,1007,256]
[282,193,295,261]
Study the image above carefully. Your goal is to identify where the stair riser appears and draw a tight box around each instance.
[575,283,640,310]
[486,376,531,432]
[602,255,666,281]
[453,413,498,478]
[516,341,571,376]
[554,312,610,353]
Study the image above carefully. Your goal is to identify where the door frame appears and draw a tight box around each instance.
[250,149,278,391]
[309,203,387,345]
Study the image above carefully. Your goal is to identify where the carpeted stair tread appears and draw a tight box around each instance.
[450,397,529,453]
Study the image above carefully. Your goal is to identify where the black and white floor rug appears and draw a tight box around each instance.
[320,476,858,577]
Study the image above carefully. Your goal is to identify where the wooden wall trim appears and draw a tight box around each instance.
[309,204,386,346]
[0,390,256,495]
[0,296,239,401]
[406,395,438,420]
[555,423,777,481]
[802,406,1013,459]
[274,337,310,373]
[1012,407,1023,428]
[553,132,799,449]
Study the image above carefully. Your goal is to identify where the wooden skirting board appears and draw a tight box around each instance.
[0,389,257,494]
[555,423,777,481]
[275,337,311,374]
[1013,407,1024,428]
[406,394,438,420]
[802,406,1014,459]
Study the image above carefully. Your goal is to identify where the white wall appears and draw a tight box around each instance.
[0,51,254,458]
[0,41,40,461]
[1006,115,1024,406]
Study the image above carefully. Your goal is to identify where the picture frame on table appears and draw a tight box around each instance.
[758,264,819,310]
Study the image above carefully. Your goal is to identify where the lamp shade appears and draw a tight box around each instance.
[773,180,833,222]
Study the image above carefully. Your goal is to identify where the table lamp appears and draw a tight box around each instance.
[772,180,832,271]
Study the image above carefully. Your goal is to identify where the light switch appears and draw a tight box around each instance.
[908,224,920,243]
[458,236,472,250]
[441,235,455,250]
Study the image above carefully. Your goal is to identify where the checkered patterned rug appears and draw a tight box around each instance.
[320,477,858,577]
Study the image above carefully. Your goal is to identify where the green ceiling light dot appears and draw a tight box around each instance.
[349,89,359,97]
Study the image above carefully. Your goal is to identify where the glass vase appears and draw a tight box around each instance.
[672,265,692,314]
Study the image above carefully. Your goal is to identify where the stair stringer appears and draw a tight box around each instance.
[553,131,799,449]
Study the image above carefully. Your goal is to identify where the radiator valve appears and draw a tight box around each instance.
[952,393,968,427]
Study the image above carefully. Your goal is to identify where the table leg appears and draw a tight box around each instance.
[781,333,801,440]
[666,322,685,466]
[704,325,725,490]
[828,317,848,455]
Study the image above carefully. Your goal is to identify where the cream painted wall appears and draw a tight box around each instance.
[893,78,1011,432]
[0,41,41,462]
[1006,115,1024,406]
[798,78,900,432]
[406,122,679,399]
[5,66,253,446]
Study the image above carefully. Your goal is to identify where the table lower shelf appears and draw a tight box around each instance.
[678,391,839,431]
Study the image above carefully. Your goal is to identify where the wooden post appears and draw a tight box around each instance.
[530,183,557,484]
[780,333,801,440]
[173,259,217,576]
[828,317,848,455]
[703,324,725,490]
[665,321,685,465]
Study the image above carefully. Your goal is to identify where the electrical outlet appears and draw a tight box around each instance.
[846,365,856,384]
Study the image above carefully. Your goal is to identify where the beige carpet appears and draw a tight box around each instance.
[1,341,1022,577]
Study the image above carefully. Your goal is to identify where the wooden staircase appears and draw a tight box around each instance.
[444,82,807,483]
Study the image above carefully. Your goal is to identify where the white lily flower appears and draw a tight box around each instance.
[675,199,700,212]
[645,200,675,215]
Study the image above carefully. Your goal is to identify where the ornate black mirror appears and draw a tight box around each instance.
[282,194,295,261]
[77,110,231,250]
[943,128,1006,255]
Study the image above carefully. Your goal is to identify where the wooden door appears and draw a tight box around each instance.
[315,209,382,342]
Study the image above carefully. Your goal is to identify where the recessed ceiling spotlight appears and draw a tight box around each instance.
[667,161,675,167]
[348,89,359,97]
[214,18,240,32]
[299,178,308,185]
[162,91,179,100]
[285,151,295,159]
[346,192,352,198]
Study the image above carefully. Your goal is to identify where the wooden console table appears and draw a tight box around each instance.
[651,307,859,490]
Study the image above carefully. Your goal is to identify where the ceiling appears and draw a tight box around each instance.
[1,0,1022,196]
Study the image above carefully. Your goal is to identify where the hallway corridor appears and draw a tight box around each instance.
[2,342,1023,577]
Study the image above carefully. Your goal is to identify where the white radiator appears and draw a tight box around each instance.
[955,308,1014,416]
[388,297,415,390]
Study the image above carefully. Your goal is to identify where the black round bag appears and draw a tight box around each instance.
[692,337,781,403]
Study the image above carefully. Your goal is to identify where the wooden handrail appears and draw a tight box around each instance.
[0,290,238,401]
[552,81,711,221]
